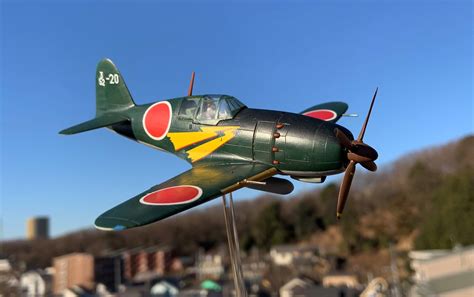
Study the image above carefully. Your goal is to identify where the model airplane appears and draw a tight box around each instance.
[60,59,379,231]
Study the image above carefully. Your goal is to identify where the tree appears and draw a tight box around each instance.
[318,183,339,227]
[252,201,293,250]
[293,197,323,238]
[415,169,474,249]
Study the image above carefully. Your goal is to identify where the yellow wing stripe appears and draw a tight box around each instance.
[186,129,237,162]
[167,131,217,151]
[167,126,239,151]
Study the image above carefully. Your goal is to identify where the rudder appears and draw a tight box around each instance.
[96,58,135,116]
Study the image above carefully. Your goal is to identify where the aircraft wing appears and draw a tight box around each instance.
[300,101,348,123]
[95,163,276,231]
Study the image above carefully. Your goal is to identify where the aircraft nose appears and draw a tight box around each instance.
[333,124,354,142]
[320,123,353,168]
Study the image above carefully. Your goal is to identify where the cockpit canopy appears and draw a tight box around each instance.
[178,95,246,124]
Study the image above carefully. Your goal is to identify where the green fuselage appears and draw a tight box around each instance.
[110,95,353,180]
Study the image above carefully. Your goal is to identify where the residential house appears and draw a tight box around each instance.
[150,280,179,296]
[322,272,359,288]
[20,269,53,296]
[280,277,359,297]
[122,246,174,282]
[280,277,313,297]
[0,256,19,295]
[409,245,474,297]
[53,253,94,295]
[197,254,225,280]
[270,245,318,266]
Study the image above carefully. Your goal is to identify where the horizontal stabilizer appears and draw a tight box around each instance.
[59,114,128,135]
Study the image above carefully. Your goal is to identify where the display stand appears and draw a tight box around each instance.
[222,192,247,297]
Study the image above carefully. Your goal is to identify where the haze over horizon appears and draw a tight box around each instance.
[1,0,472,239]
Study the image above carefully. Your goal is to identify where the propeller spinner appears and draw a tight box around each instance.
[334,88,379,219]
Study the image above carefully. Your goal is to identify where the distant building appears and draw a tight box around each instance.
[150,280,179,297]
[94,255,122,293]
[322,273,359,288]
[197,254,225,280]
[170,256,194,273]
[280,277,312,297]
[270,244,319,266]
[0,257,13,272]
[409,245,474,297]
[26,216,49,240]
[280,277,359,297]
[20,269,53,297]
[240,248,268,281]
[0,256,20,295]
[241,259,268,281]
[53,253,94,295]
[121,246,174,282]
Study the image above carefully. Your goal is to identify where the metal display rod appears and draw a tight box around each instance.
[222,193,247,297]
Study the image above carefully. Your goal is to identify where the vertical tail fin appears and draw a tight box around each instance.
[59,59,134,135]
[96,58,135,116]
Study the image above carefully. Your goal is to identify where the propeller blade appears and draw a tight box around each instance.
[334,88,379,218]
[357,87,378,142]
[352,143,379,161]
[335,128,353,150]
[360,161,377,172]
[347,152,372,163]
[336,161,356,219]
[187,71,195,96]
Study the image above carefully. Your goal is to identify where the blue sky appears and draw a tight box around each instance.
[1,0,472,240]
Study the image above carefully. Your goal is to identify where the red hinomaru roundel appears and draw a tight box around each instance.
[143,101,172,140]
[140,185,203,205]
[303,109,337,121]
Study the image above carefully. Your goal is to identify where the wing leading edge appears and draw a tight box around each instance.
[95,163,276,231]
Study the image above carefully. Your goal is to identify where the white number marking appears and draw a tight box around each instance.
[107,73,120,84]
[98,72,119,86]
